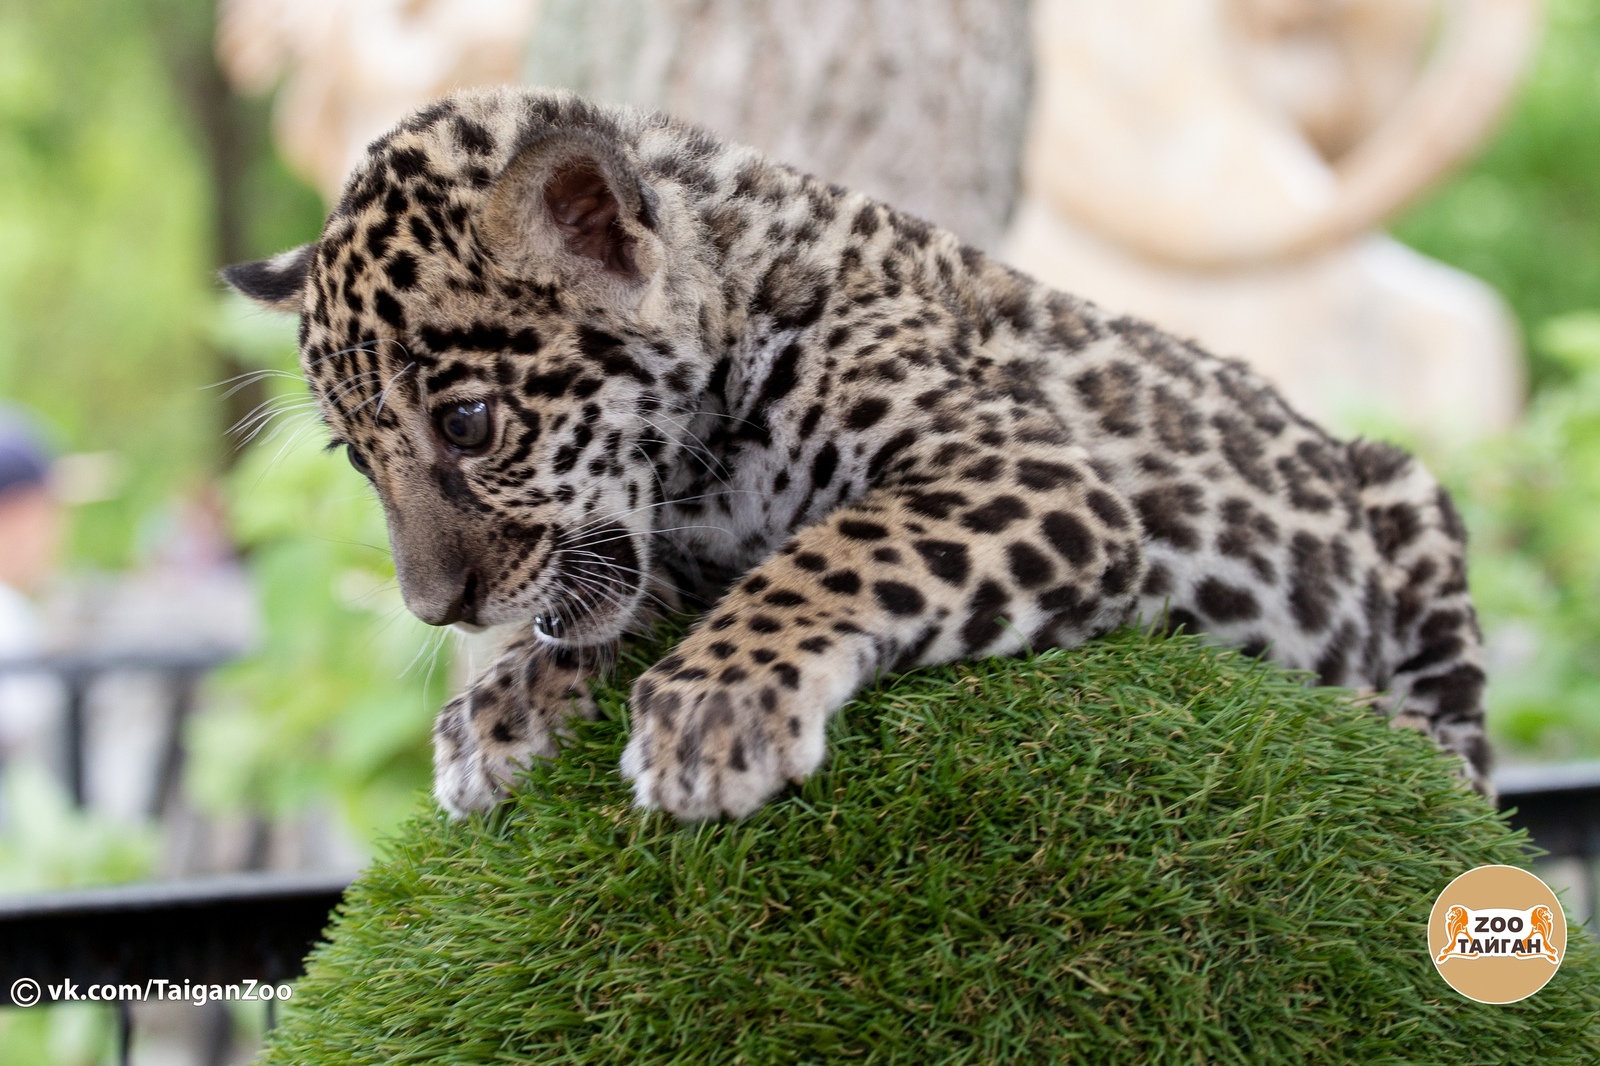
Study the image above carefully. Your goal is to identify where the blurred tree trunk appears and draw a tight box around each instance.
[525,0,1033,251]
[147,0,275,470]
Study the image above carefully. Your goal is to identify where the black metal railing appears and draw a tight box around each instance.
[0,650,235,812]
[1494,760,1600,928]
[0,648,246,1063]
[0,872,350,993]
[0,872,351,1064]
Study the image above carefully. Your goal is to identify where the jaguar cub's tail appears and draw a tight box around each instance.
[1348,440,1492,797]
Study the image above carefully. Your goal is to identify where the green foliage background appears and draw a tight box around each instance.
[0,0,213,565]
[0,0,320,566]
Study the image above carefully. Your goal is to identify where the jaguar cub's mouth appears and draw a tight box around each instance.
[523,586,638,648]
[522,521,648,648]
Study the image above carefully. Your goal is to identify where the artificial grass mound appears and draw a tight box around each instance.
[260,630,1600,1065]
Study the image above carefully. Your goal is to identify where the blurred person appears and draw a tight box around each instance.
[0,410,64,770]
[0,416,61,601]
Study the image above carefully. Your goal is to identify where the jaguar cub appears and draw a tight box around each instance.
[228,88,1491,820]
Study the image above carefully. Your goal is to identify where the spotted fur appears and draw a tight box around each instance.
[226,88,1491,820]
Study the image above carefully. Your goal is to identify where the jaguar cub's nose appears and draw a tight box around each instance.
[426,571,481,627]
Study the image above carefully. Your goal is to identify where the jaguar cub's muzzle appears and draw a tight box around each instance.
[392,538,485,627]
[388,501,647,642]
[384,496,502,628]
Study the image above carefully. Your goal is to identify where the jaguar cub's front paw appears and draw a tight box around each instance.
[431,648,597,818]
[620,643,835,821]
[432,691,523,816]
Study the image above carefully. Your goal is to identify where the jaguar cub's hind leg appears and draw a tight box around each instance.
[621,451,1145,820]
[432,626,599,817]
[1350,440,1492,795]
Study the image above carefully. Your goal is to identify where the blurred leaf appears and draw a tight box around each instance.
[0,761,157,893]
[1538,312,1600,376]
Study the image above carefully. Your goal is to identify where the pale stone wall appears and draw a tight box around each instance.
[1004,0,1540,437]
[521,0,1032,251]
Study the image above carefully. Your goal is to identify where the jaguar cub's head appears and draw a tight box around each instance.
[227,90,716,646]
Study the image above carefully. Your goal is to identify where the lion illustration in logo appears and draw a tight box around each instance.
[1530,905,1561,963]
[1436,905,1470,963]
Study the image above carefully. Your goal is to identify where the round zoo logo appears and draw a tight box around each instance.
[1429,865,1566,1004]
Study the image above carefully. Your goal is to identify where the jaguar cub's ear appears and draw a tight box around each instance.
[221,244,314,313]
[481,130,659,285]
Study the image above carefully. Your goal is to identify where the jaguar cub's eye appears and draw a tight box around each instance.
[437,400,492,451]
[346,444,372,476]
